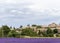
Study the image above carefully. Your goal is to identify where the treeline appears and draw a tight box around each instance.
[0,25,38,38]
[0,25,20,38]
[20,27,59,37]
[0,25,59,38]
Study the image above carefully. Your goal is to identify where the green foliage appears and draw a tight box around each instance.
[42,31,48,37]
[56,33,60,37]
[38,30,41,35]
[46,28,52,34]
[8,30,20,38]
[0,29,2,37]
[36,25,42,28]
[20,25,23,28]
[0,25,59,38]
[2,25,11,37]
[32,24,36,27]
[21,28,37,36]
[41,27,54,37]
[46,27,53,37]
[53,29,58,34]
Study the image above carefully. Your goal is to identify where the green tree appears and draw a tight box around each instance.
[36,25,42,28]
[32,24,36,27]
[20,25,23,28]
[46,27,53,37]
[53,29,58,34]
[2,25,11,37]
[46,28,52,34]
[21,28,37,36]
[38,30,41,35]
[8,30,20,38]
[0,29,2,37]
[42,31,48,37]
[38,30,43,37]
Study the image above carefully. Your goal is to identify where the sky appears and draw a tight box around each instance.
[0,0,60,27]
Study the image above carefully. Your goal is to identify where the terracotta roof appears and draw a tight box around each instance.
[48,23,57,27]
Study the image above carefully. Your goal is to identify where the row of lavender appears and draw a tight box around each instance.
[0,38,60,43]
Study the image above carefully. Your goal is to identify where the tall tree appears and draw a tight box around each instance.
[32,24,36,27]
[38,30,41,35]
[0,29,2,37]
[46,27,53,37]
[21,28,37,36]
[20,25,23,28]
[2,25,11,37]
[8,30,20,38]
[36,25,42,28]
[53,29,58,34]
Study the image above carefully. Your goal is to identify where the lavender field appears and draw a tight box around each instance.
[0,38,60,43]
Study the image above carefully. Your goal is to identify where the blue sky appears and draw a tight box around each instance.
[0,0,60,27]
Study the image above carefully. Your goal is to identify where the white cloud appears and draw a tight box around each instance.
[0,0,60,27]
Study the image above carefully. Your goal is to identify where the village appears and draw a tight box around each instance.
[0,23,60,38]
[13,23,60,38]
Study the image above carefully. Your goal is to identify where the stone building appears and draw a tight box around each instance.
[48,23,57,30]
[48,23,60,33]
[32,23,60,34]
[16,23,60,34]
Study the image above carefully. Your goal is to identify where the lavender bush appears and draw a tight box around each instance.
[0,38,60,43]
